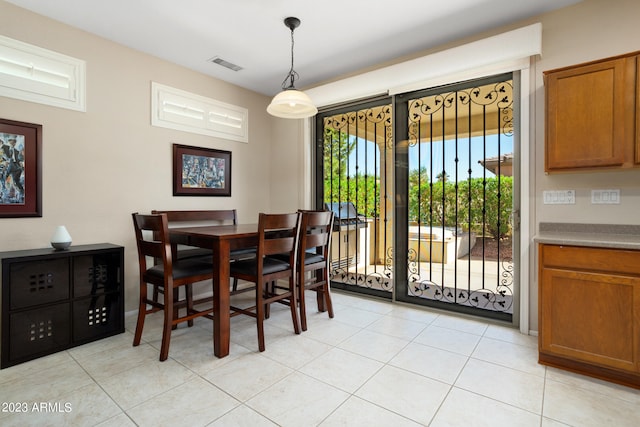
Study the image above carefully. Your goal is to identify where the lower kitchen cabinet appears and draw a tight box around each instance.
[538,244,640,388]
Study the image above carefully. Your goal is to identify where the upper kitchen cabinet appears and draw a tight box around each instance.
[544,51,638,172]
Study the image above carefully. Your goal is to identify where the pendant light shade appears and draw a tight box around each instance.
[267,88,317,118]
[267,17,317,119]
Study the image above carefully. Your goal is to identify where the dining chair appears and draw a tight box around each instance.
[151,209,255,292]
[228,212,301,352]
[131,212,215,361]
[296,210,335,331]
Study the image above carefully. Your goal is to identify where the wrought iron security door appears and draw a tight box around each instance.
[395,73,516,321]
[317,73,518,322]
[316,97,394,298]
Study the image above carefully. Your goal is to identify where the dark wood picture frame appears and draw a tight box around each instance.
[0,119,42,217]
[173,144,231,197]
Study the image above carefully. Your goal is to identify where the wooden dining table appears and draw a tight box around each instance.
[169,223,258,358]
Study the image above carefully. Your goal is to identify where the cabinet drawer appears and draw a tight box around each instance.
[541,244,640,276]
[72,293,123,342]
[8,302,71,363]
[8,258,70,309]
[73,253,121,297]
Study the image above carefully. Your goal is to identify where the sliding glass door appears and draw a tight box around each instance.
[315,97,394,299]
[316,72,519,323]
[394,73,517,322]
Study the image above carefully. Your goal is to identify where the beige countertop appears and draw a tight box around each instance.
[534,223,640,250]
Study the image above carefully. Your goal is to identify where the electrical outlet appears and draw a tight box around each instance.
[591,189,620,204]
[543,190,576,204]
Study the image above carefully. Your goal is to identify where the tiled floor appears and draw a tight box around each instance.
[1,290,639,426]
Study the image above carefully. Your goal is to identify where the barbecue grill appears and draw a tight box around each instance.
[325,202,367,232]
[325,202,367,268]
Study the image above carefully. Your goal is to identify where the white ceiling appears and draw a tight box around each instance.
[6,0,581,96]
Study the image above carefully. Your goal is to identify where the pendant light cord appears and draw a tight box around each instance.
[282,25,299,90]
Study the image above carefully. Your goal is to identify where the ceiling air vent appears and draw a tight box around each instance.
[208,56,243,72]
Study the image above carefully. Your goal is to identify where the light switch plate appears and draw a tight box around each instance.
[591,189,620,204]
[543,190,576,204]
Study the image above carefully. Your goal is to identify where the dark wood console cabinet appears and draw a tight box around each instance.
[1,243,124,368]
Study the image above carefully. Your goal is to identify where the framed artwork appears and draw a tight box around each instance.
[173,144,231,196]
[0,119,42,217]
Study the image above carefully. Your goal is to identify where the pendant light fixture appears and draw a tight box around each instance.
[267,17,318,119]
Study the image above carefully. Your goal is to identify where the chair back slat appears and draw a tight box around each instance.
[151,209,237,225]
[149,209,240,260]
[264,236,296,256]
[137,239,165,259]
[299,210,334,254]
[258,213,300,260]
[132,212,172,270]
[304,210,334,227]
[304,233,329,249]
[261,212,298,230]
[151,210,238,244]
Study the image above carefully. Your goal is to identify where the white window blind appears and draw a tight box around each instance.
[151,82,248,143]
[0,35,86,111]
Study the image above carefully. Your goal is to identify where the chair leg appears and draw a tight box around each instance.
[133,282,148,346]
[289,276,301,335]
[256,281,266,352]
[299,271,308,332]
[232,278,239,292]
[316,290,324,312]
[159,287,174,361]
[152,286,159,304]
[299,270,334,332]
[186,284,194,327]
[315,270,326,313]
[264,281,274,319]
[323,271,334,319]
[171,289,180,330]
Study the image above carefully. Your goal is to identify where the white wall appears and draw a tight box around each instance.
[0,1,299,310]
[268,119,308,213]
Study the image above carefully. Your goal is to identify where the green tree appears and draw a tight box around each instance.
[408,167,428,221]
[324,173,379,218]
[323,127,356,181]
[408,174,513,239]
[323,127,382,217]
[483,176,513,239]
[436,171,449,183]
[409,166,429,187]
